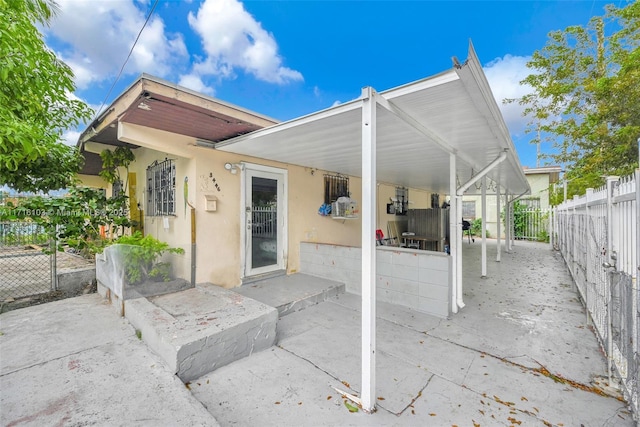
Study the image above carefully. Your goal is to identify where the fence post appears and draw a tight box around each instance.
[585,188,594,325]
[634,169,640,415]
[573,196,578,281]
[49,237,57,291]
[605,176,619,384]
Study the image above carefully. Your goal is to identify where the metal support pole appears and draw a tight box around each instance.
[450,153,459,314]
[505,195,511,253]
[496,184,501,262]
[360,87,377,413]
[456,194,464,309]
[50,235,57,291]
[481,176,487,278]
[190,207,196,287]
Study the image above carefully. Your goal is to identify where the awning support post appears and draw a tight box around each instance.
[456,194,465,309]
[449,153,459,314]
[496,183,501,262]
[361,87,377,413]
[481,176,487,277]
[505,195,511,253]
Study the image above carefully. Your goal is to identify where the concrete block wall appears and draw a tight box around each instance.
[300,242,451,318]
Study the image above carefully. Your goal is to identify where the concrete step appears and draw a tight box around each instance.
[125,282,278,383]
[232,273,346,317]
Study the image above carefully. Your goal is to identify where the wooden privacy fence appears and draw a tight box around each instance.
[554,173,639,420]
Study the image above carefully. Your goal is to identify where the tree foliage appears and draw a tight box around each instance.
[509,1,640,197]
[1,187,133,256]
[0,0,93,192]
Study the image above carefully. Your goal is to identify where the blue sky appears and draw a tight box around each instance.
[44,0,621,169]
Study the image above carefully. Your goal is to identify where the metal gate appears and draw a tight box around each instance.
[0,222,55,300]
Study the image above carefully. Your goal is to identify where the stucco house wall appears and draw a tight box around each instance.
[81,129,444,289]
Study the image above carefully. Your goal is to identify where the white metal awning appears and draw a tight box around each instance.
[216,44,529,197]
[215,42,530,414]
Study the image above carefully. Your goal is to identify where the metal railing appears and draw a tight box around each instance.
[554,173,639,420]
[514,207,550,241]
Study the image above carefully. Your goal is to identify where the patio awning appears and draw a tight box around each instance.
[216,43,529,197]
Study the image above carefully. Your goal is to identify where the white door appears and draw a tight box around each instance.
[242,165,287,277]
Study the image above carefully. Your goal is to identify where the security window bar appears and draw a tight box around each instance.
[324,174,349,204]
[462,200,476,219]
[146,159,176,216]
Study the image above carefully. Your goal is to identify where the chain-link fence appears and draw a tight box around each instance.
[554,173,639,420]
[0,222,55,300]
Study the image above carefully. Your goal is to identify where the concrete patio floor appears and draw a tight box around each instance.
[0,240,635,426]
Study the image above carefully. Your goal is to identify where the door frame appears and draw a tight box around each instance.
[240,162,288,279]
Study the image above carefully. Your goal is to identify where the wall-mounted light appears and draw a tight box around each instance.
[224,162,243,174]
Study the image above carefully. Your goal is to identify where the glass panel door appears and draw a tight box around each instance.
[244,167,285,277]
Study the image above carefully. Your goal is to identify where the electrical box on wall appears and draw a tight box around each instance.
[203,194,218,212]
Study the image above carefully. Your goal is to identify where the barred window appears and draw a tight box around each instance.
[146,159,176,216]
[462,200,476,219]
[323,174,349,204]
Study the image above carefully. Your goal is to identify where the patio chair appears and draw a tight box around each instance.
[376,229,397,246]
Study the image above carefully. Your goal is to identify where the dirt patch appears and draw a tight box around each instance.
[0,280,97,314]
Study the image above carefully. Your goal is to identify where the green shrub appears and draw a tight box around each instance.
[114,232,184,285]
[470,218,490,238]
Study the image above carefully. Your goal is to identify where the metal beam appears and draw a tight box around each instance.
[456,151,507,196]
[360,87,377,413]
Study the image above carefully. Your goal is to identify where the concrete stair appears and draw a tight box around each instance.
[124,275,345,383]
[233,273,345,316]
[125,282,278,382]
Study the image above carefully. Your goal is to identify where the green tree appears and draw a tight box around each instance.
[0,187,133,257]
[0,0,93,192]
[509,2,640,198]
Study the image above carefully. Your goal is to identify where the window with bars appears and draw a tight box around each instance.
[146,159,176,216]
[462,200,476,219]
[323,174,349,204]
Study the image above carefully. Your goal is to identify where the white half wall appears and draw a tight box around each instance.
[300,242,451,318]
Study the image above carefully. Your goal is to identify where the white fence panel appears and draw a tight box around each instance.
[554,173,639,421]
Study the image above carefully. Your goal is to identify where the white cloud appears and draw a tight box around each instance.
[47,0,188,89]
[178,73,215,96]
[62,130,81,146]
[483,55,533,137]
[187,0,303,85]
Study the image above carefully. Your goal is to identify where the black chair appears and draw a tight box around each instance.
[462,220,474,244]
